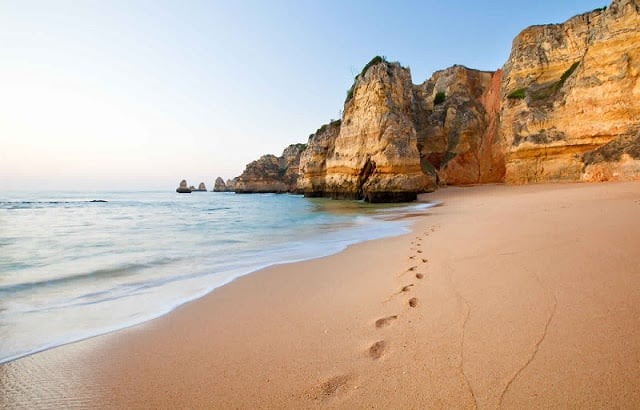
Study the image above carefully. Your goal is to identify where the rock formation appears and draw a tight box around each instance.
[225,178,237,191]
[298,120,341,197]
[193,182,207,191]
[213,177,227,192]
[297,60,503,200]
[233,144,306,193]
[323,60,434,202]
[413,65,505,185]
[176,179,191,193]
[224,0,640,200]
[500,0,640,183]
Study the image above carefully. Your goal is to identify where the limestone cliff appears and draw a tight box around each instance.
[233,144,306,193]
[297,61,503,199]
[298,120,341,197]
[323,60,434,202]
[228,0,640,200]
[500,0,640,183]
[413,65,505,185]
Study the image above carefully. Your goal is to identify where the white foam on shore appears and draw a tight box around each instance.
[1,198,437,364]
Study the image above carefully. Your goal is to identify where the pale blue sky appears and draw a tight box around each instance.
[0,0,606,190]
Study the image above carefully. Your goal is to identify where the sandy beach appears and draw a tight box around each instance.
[2,182,640,409]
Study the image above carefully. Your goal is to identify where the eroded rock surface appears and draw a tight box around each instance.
[500,0,640,182]
[413,65,505,185]
[323,61,434,202]
[234,144,306,193]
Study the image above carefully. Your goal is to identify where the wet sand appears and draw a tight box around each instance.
[2,182,640,408]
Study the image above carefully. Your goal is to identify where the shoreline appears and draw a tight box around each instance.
[0,195,428,366]
[2,182,640,408]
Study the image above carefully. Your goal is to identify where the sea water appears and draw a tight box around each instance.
[0,191,433,363]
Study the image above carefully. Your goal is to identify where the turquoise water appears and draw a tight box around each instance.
[0,191,432,363]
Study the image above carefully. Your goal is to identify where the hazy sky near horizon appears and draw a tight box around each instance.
[1,0,606,190]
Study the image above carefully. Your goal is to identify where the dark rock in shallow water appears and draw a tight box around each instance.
[176,179,192,193]
[89,200,108,203]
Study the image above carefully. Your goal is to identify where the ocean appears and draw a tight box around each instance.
[0,191,433,364]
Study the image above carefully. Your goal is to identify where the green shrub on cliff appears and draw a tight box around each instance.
[359,55,387,77]
[346,85,355,102]
[434,91,446,105]
[560,61,580,85]
[507,88,526,99]
[530,61,580,101]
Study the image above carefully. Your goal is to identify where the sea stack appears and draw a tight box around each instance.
[213,177,227,192]
[176,179,192,193]
[323,58,434,202]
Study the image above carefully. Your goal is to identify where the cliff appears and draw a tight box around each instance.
[413,65,505,185]
[500,0,640,183]
[298,120,341,197]
[227,0,640,201]
[296,60,504,200]
[325,61,434,202]
[233,144,306,193]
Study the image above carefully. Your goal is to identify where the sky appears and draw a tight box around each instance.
[0,0,607,191]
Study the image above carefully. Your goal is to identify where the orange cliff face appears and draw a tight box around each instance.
[413,66,504,185]
[297,120,341,197]
[500,0,640,183]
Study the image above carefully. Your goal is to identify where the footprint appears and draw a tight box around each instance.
[409,255,416,260]
[409,297,418,308]
[416,273,424,279]
[417,250,423,254]
[315,374,352,399]
[401,284,414,292]
[408,266,417,271]
[375,315,398,328]
[421,258,428,263]
[368,341,387,359]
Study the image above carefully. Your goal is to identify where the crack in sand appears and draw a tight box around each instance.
[459,297,478,409]
[497,272,558,408]
[447,262,478,409]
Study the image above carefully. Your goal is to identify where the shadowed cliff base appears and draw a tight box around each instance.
[323,190,420,203]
